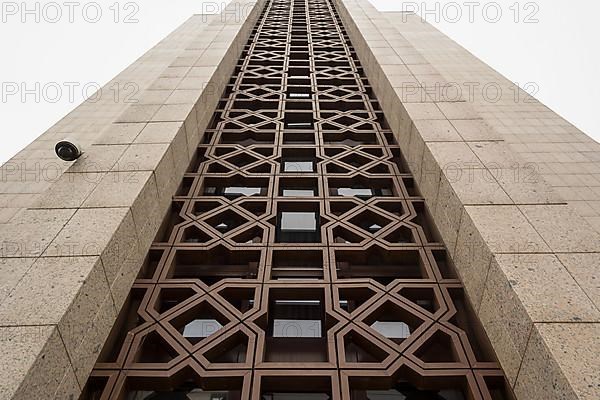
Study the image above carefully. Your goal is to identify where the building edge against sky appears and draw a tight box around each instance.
[0,0,599,399]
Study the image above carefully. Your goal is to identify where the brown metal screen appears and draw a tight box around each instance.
[81,0,513,399]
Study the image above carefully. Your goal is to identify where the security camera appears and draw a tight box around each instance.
[55,139,83,161]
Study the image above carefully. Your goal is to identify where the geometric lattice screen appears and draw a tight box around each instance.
[81,0,514,398]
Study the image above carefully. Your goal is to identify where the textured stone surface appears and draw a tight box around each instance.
[31,172,105,209]
[557,253,600,310]
[478,256,532,384]
[0,209,75,258]
[0,258,36,304]
[515,323,600,400]
[479,254,600,384]
[0,256,107,355]
[520,204,600,253]
[463,205,549,254]
[0,325,72,400]
[69,293,117,387]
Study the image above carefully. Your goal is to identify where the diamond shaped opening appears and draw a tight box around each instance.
[180,225,212,244]
[153,287,198,315]
[373,201,406,218]
[192,201,223,217]
[383,226,416,244]
[227,152,259,168]
[248,162,273,174]
[332,226,364,244]
[232,226,264,244]
[207,162,232,173]
[363,301,425,344]
[169,302,230,345]
[349,210,392,234]
[239,200,268,216]
[206,210,249,234]
[338,287,376,315]
[339,153,371,168]
[344,330,388,363]
[135,331,180,364]
[325,163,351,174]
[414,330,461,363]
[329,200,360,216]
[217,287,256,314]
[366,163,391,174]
[203,331,249,364]
[398,287,440,314]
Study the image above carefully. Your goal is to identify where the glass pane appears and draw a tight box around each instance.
[370,321,411,339]
[288,92,311,99]
[273,319,322,338]
[224,187,262,196]
[281,212,317,231]
[337,188,373,197]
[283,189,315,197]
[284,161,314,172]
[183,319,223,339]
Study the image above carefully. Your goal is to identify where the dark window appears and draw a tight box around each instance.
[270,300,323,338]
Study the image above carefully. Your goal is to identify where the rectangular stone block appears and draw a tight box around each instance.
[520,205,600,252]
[0,256,108,358]
[0,209,75,259]
[0,326,72,400]
[514,323,599,400]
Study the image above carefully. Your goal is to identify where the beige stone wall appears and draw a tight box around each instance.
[0,1,264,398]
[382,11,600,235]
[333,0,599,399]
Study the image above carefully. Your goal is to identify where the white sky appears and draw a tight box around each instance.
[1,0,598,164]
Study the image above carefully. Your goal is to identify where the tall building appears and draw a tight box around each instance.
[1,0,598,399]
[81,0,509,398]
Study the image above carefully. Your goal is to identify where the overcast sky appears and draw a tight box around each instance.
[1,0,598,164]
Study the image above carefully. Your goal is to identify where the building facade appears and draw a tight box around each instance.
[81,0,509,398]
[1,0,598,399]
